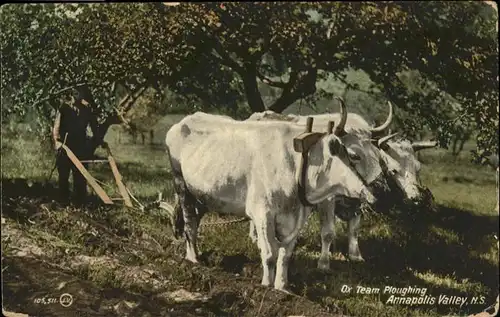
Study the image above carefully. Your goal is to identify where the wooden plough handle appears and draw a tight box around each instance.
[60,144,114,205]
[103,144,133,208]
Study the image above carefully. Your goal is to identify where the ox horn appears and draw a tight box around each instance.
[334,96,347,136]
[378,132,400,147]
[370,101,393,133]
[411,140,438,152]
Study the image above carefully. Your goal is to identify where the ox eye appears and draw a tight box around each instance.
[390,169,398,176]
[346,148,361,162]
[350,153,361,161]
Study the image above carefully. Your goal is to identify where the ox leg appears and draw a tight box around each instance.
[254,212,279,287]
[183,199,200,263]
[183,202,198,263]
[275,206,311,292]
[249,221,258,244]
[274,238,298,293]
[173,175,200,263]
[182,195,208,263]
[171,194,185,240]
[318,201,336,270]
[347,214,364,262]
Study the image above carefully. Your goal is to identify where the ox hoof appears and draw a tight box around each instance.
[185,255,199,264]
[261,280,273,287]
[317,257,331,271]
[275,286,295,295]
[348,254,365,262]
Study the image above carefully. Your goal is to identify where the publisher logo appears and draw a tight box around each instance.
[59,293,73,307]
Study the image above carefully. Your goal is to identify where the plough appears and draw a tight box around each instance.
[57,144,250,228]
[57,143,134,208]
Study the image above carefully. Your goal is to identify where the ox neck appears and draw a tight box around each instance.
[348,158,371,188]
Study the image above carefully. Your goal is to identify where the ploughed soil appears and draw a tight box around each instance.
[1,179,351,317]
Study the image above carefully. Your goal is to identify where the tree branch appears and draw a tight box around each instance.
[176,84,216,109]
[249,35,271,64]
[268,67,317,113]
[123,86,147,114]
[113,85,148,130]
[113,107,133,130]
[32,83,88,109]
[256,71,288,89]
[209,37,244,74]
[332,73,378,96]
[266,70,299,113]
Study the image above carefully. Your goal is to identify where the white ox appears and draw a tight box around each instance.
[165,111,376,292]
[247,101,437,266]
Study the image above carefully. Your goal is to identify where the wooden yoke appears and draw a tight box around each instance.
[327,121,335,134]
[293,117,326,153]
[293,118,335,207]
[293,117,324,207]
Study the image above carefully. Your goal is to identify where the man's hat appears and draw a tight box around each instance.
[72,89,83,100]
[72,88,90,106]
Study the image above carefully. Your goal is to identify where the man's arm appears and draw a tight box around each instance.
[52,111,62,149]
[89,112,100,141]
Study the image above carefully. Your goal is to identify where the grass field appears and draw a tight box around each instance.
[1,118,498,317]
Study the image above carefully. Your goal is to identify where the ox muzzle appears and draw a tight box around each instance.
[333,195,375,222]
[368,172,435,214]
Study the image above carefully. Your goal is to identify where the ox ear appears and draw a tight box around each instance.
[371,138,391,151]
[328,137,344,156]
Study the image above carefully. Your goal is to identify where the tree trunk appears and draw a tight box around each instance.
[79,114,122,159]
[241,69,266,112]
[268,68,317,114]
[81,84,146,155]
[268,93,294,113]
[458,136,468,154]
[149,130,154,145]
[132,131,137,144]
[452,136,459,156]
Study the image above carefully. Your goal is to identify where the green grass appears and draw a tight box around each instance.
[1,121,498,317]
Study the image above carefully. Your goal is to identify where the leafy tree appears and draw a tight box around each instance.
[1,2,497,161]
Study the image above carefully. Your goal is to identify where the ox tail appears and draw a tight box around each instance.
[166,146,186,239]
[276,205,308,245]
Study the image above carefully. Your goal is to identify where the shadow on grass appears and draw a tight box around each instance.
[1,164,171,207]
[441,174,497,186]
[1,178,115,223]
[189,202,498,316]
[287,203,498,315]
